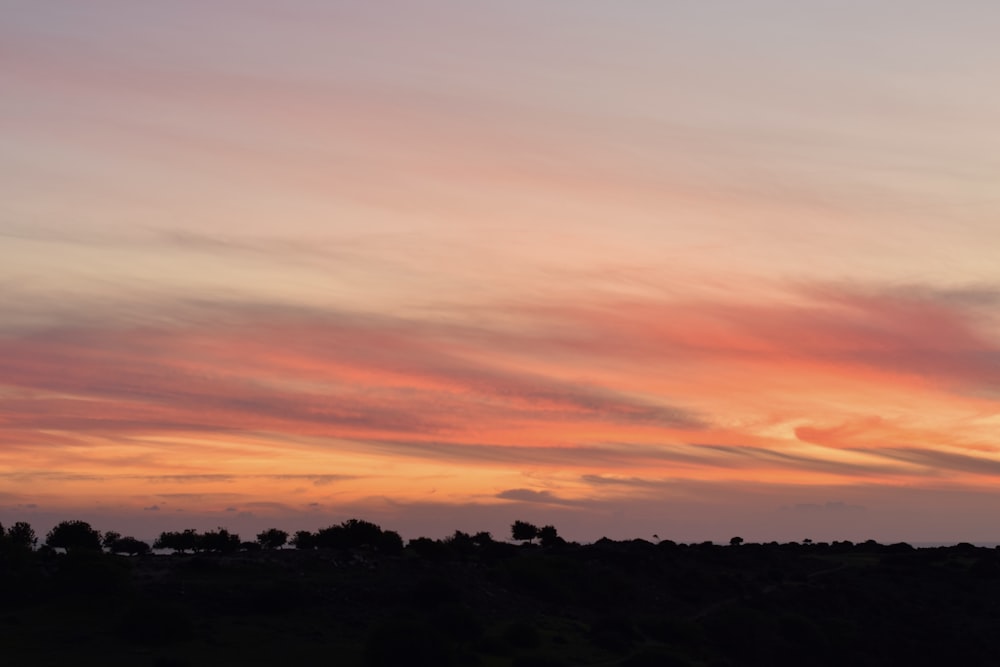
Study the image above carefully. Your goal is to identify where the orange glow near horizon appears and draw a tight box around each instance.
[5,285,1000,527]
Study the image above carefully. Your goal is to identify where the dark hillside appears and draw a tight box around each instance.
[4,526,1000,666]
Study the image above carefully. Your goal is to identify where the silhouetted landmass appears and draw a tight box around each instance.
[3,519,1000,666]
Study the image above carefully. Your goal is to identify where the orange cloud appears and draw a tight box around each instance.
[4,279,1000,546]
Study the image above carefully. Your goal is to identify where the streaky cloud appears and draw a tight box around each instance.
[495,488,583,507]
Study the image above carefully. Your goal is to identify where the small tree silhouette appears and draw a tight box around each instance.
[538,524,564,548]
[102,531,122,551]
[200,527,240,553]
[290,530,316,549]
[107,536,151,556]
[154,529,201,553]
[729,536,744,546]
[315,524,348,549]
[316,519,385,549]
[46,520,102,551]
[256,528,289,550]
[445,530,476,554]
[511,520,539,544]
[6,521,37,550]
[341,518,384,547]
[378,530,404,555]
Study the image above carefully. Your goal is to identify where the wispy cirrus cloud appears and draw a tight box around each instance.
[4,280,1000,527]
[516,282,1000,389]
[495,488,583,507]
[0,301,704,445]
[0,471,359,486]
[788,501,865,513]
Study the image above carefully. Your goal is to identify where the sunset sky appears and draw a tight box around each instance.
[4,1,1000,544]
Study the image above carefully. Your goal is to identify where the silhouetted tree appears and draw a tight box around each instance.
[152,531,172,551]
[511,520,539,544]
[107,536,151,556]
[256,528,289,550]
[378,530,404,555]
[290,530,316,550]
[472,531,494,546]
[200,527,240,553]
[730,536,744,546]
[315,524,348,549]
[445,530,476,555]
[316,519,385,549]
[407,537,449,560]
[153,529,200,553]
[342,518,384,547]
[6,521,37,550]
[46,520,102,551]
[538,524,564,548]
[102,531,122,551]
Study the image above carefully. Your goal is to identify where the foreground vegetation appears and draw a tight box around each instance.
[3,519,1000,666]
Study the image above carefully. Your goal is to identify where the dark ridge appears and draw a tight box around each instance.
[3,519,1000,666]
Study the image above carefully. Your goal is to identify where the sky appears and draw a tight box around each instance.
[3,1,1000,544]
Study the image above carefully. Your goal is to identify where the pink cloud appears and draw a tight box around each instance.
[3,281,1000,526]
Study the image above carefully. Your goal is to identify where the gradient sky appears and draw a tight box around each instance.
[3,1,1000,544]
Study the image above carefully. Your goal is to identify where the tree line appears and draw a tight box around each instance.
[0,517,564,556]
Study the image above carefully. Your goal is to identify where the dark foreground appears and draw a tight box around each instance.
[4,537,1000,666]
